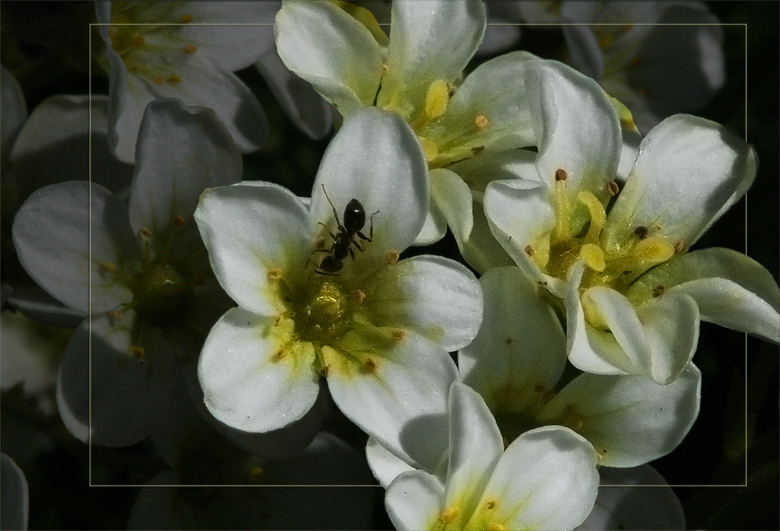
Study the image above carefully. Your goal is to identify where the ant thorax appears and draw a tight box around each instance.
[308,185,378,276]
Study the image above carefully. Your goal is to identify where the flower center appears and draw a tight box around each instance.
[131,262,194,325]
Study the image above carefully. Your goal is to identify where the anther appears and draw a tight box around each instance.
[168,74,181,83]
[133,35,145,47]
[184,44,198,54]
[391,329,405,341]
[102,262,117,273]
[652,285,665,298]
[555,168,568,181]
[352,289,366,304]
[153,78,164,85]
[180,14,193,23]
[131,346,145,360]
[248,466,264,484]
[174,215,186,226]
[486,500,497,510]
[607,181,620,196]
[268,268,283,280]
[140,227,152,241]
[474,114,488,129]
[272,349,286,362]
[439,506,461,524]
[108,309,123,320]
[362,358,378,373]
[634,226,649,239]
[470,145,485,154]
[385,251,400,264]
[524,244,535,257]
[674,241,685,254]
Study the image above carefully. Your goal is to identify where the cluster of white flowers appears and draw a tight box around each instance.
[2,1,778,530]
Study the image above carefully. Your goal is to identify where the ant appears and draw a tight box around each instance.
[310,185,378,275]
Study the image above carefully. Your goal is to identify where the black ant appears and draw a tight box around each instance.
[310,185,378,275]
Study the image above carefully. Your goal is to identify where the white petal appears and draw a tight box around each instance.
[444,382,504,519]
[629,247,780,343]
[430,168,474,249]
[420,52,537,166]
[7,286,86,329]
[197,307,320,433]
[106,47,267,163]
[467,426,599,531]
[126,472,183,530]
[12,182,140,313]
[635,292,700,384]
[413,199,447,247]
[275,0,384,114]
[561,25,604,80]
[310,107,428,271]
[478,10,521,57]
[0,312,65,395]
[255,50,333,140]
[386,470,445,531]
[327,330,457,473]
[128,99,242,262]
[538,365,701,468]
[603,115,757,250]
[0,453,29,531]
[381,0,485,109]
[57,313,179,447]
[460,205,515,274]
[365,255,483,352]
[460,267,566,412]
[366,436,416,489]
[484,179,556,286]
[577,465,685,530]
[525,59,621,229]
[155,2,278,70]
[194,182,310,316]
[5,95,133,210]
[0,65,27,157]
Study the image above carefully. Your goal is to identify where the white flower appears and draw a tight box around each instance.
[384,382,599,531]
[484,59,779,384]
[194,107,482,471]
[275,0,538,271]
[0,453,29,531]
[12,99,241,446]
[560,1,725,133]
[459,267,701,468]
[94,1,276,162]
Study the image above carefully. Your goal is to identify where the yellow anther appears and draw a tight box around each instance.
[174,215,186,226]
[488,523,506,531]
[439,505,461,524]
[607,181,620,197]
[524,244,535,257]
[102,262,117,273]
[485,499,498,510]
[361,358,378,373]
[140,227,152,241]
[417,136,439,162]
[168,74,181,83]
[391,329,405,341]
[133,35,145,47]
[424,79,450,119]
[108,309,123,320]
[581,243,606,272]
[474,114,489,129]
[180,14,193,23]
[577,191,607,243]
[153,78,164,85]
[248,466,264,484]
[385,251,400,264]
[652,285,665,298]
[184,44,198,54]
[598,35,614,48]
[131,346,145,359]
[268,268,283,280]
[352,289,366,304]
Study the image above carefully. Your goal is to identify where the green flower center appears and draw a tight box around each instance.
[131,262,194,326]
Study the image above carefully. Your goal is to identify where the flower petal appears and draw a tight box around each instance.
[12,182,140,313]
[255,50,333,140]
[420,52,537,166]
[0,64,26,158]
[275,0,384,115]
[198,307,320,433]
[578,465,685,530]
[327,329,456,473]
[194,182,310,316]
[0,453,28,531]
[310,107,428,271]
[603,115,757,251]
[380,0,485,112]
[366,436,416,489]
[7,286,86,329]
[128,99,242,262]
[466,426,599,531]
[629,247,780,343]
[538,365,701,468]
[460,267,566,413]
[484,179,557,287]
[386,470,445,531]
[365,255,482,352]
[413,199,448,247]
[444,382,504,521]
[560,25,604,80]
[430,168,474,250]
[525,59,621,230]
[57,312,179,447]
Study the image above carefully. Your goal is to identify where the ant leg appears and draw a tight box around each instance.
[317,222,338,241]
[357,210,380,242]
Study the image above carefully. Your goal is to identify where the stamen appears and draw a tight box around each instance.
[524,245,535,257]
[581,243,606,272]
[352,289,366,304]
[555,168,568,181]
[180,14,193,23]
[474,114,488,129]
[361,358,378,373]
[577,191,606,243]
[607,181,620,196]
[634,225,649,239]
[652,285,665,297]
[391,329,405,341]
[439,506,461,524]
[174,215,186,226]
[385,251,400,264]
[424,79,450,119]
[485,500,497,510]
[184,44,198,54]
[102,262,117,273]
[130,345,145,360]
